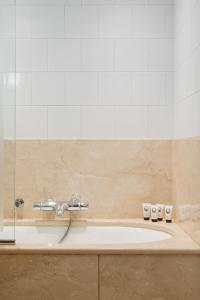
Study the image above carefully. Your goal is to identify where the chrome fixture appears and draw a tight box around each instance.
[15,198,24,208]
[33,195,89,217]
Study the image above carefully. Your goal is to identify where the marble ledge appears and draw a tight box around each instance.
[0,219,200,255]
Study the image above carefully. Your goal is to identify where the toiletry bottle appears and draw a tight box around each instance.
[157,204,165,221]
[142,203,151,220]
[165,205,173,223]
[151,205,158,222]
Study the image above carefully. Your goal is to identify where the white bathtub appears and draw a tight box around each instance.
[4,225,172,245]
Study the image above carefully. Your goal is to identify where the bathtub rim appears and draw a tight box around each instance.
[0,218,199,254]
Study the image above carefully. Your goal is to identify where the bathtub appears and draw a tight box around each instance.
[0,220,199,300]
[11,225,171,245]
[0,219,198,251]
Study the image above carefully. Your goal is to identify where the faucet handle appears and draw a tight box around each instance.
[67,194,89,211]
[33,198,56,211]
[70,193,81,201]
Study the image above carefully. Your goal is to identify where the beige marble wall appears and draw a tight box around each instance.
[100,255,200,300]
[3,141,15,222]
[172,137,200,244]
[0,254,200,300]
[13,139,172,219]
[0,255,98,300]
[3,138,200,246]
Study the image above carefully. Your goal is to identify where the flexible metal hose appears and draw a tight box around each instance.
[58,211,73,244]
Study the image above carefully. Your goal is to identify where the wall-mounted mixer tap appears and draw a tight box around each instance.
[33,195,89,217]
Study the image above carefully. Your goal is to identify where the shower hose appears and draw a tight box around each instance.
[58,211,73,244]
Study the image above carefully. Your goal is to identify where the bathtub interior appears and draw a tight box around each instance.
[0,225,172,246]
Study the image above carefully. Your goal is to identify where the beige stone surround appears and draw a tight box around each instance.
[3,138,200,245]
[1,138,200,300]
[0,254,200,300]
[14,139,173,220]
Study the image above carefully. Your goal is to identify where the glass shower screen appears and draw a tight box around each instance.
[0,0,16,243]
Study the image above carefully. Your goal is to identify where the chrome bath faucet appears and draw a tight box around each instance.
[33,195,89,216]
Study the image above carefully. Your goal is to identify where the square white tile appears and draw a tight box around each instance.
[32,72,65,105]
[149,106,173,138]
[115,106,148,138]
[133,6,166,38]
[48,106,81,138]
[82,39,114,71]
[81,106,114,138]
[48,39,81,71]
[66,7,99,37]
[16,39,47,72]
[31,6,65,37]
[115,39,148,71]
[16,106,47,138]
[148,39,174,71]
[99,72,131,105]
[66,72,98,105]
[99,7,132,37]
[134,72,166,106]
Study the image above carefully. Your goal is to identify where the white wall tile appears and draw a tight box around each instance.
[81,107,114,138]
[165,6,174,38]
[0,6,15,36]
[0,39,15,72]
[66,72,98,105]
[2,106,15,138]
[149,39,174,71]
[0,0,15,4]
[48,106,81,138]
[115,39,148,71]
[175,17,191,66]
[115,0,147,4]
[48,39,81,71]
[0,73,15,106]
[133,6,166,38]
[148,106,172,138]
[16,106,47,138]
[115,107,148,138]
[134,72,166,105]
[191,0,200,50]
[148,0,174,4]
[99,7,132,37]
[16,0,66,4]
[16,73,31,105]
[175,0,200,137]
[31,6,65,37]
[174,99,194,138]
[66,7,99,37]
[193,92,200,137]
[32,72,65,105]
[82,0,115,5]
[14,1,175,139]
[99,72,131,105]
[65,0,82,4]
[16,39,47,72]
[16,6,31,38]
[82,39,114,71]
[166,72,174,106]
